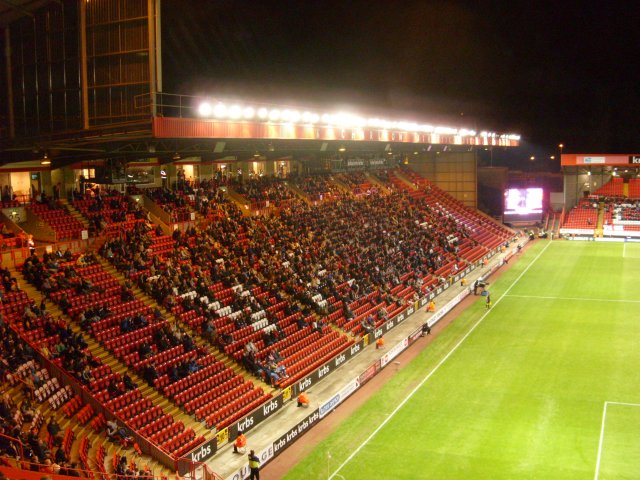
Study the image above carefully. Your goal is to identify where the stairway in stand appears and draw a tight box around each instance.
[59,198,91,232]
[11,266,210,440]
[94,254,275,395]
[10,267,176,479]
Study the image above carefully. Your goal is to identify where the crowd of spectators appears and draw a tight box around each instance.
[231,175,296,207]
[0,323,82,476]
[287,173,343,202]
[98,174,473,384]
[75,188,147,233]
[21,254,103,386]
[145,188,193,223]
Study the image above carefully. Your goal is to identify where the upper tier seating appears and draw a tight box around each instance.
[72,189,146,234]
[28,202,84,240]
[562,200,598,230]
[594,177,624,197]
[628,178,640,199]
[21,253,206,459]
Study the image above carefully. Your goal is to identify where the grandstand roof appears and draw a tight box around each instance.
[0,0,52,25]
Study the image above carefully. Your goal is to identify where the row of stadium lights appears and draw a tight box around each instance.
[197,102,521,141]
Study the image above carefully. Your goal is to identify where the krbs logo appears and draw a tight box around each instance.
[262,398,279,416]
[236,416,254,432]
[190,443,212,462]
[335,353,346,367]
[298,377,312,391]
[350,343,361,355]
[318,364,330,378]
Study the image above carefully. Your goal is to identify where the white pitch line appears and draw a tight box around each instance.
[594,402,640,480]
[605,401,640,407]
[328,240,553,480]
[594,401,640,480]
[594,401,608,480]
[504,294,640,304]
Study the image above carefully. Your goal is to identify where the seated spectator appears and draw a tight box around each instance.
[297,391,310,408]
[233,431,247,454]
[123,372,137,391]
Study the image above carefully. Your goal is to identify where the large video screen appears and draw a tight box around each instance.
[503,187,543,223]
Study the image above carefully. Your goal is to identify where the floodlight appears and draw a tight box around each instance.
[213,103,227,118]
[243,107,255,119]
[198,102,212,116]
[228,105,242,119]
[269,109,281,121]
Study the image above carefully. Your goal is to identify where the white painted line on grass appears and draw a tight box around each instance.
[594,401,640,480]
[604,401,640,407]
[504,294,640,304]
[594,401,608,480]
[328,240,553,480]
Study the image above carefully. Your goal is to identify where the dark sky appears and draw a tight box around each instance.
[162,0,640,155]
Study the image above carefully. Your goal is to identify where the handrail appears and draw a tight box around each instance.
[0,456,178,480]
[11,375,35,399]
[0,432,24,459]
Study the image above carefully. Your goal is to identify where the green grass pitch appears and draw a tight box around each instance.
[282,240,640,480]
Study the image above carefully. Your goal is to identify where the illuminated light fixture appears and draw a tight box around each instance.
[269,109,281,121]
[198,102,212,116]
[282,109,300,122]
[338,146,346,152]
[243,106,255,119]
[289,110,301,122]
[550,155,555,160]
[213,103,227,118]
[302,111,319,124]
[172,152,181,161]
[199,98,520,140]
[387,151,393,155]
[228,105,242,119]
[443,146,448,152]
[40,152,51,165]
[413,151,418,155]
[253,152,261,158]
[588,171,592,176]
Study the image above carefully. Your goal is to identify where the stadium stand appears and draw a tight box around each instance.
[0,167,516,478]
[561,199,598,230]
[27,202,85,241]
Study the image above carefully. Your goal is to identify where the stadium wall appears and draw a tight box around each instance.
[408,151,477,208]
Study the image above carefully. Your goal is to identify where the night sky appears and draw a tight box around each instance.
[162,0,640,158]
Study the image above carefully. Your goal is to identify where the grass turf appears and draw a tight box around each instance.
[281,240,640,480]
